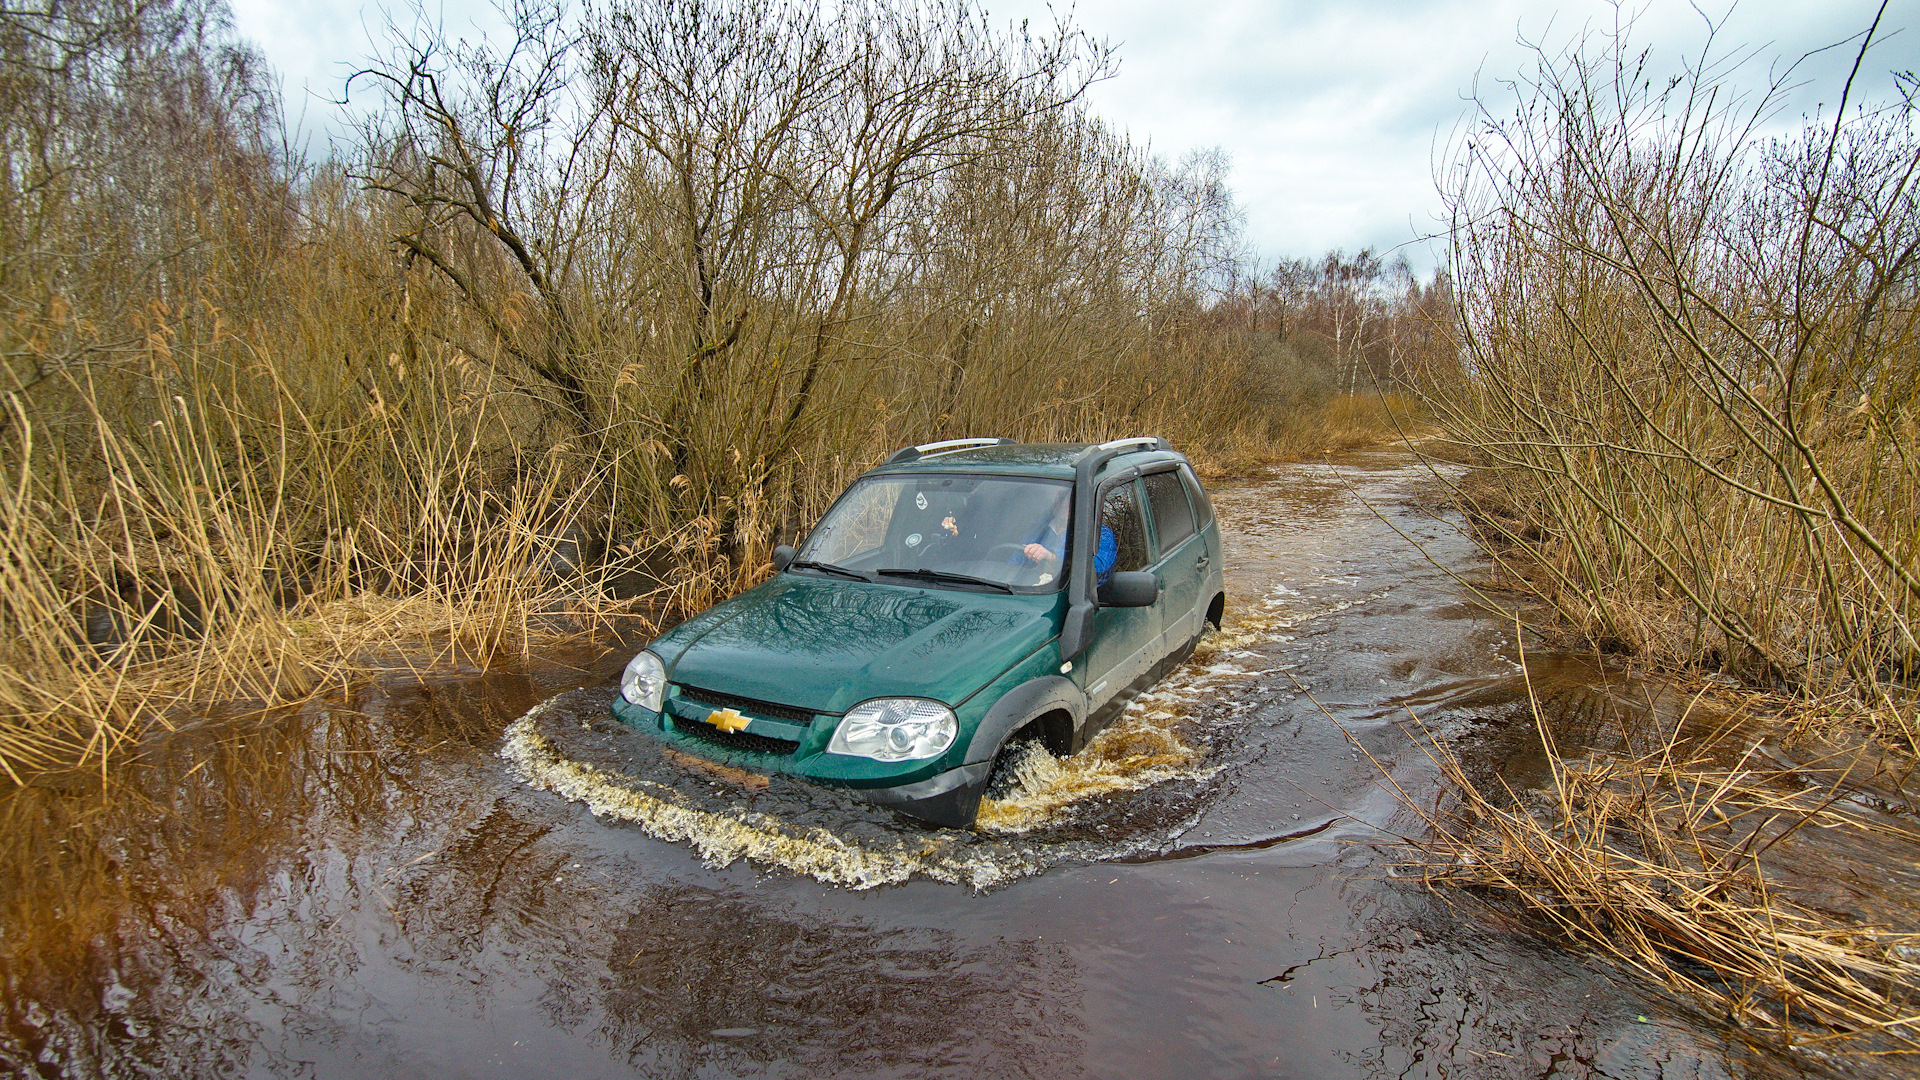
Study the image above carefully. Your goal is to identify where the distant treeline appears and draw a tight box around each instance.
[0,0,1445,771]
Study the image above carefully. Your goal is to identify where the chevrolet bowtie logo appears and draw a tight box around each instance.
[705,707,751,732]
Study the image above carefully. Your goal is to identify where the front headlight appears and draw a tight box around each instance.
[620,650,667,712]
[827,698,957,762]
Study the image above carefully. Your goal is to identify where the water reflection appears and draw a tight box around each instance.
[601,885,1081,1078]
[0,649,620,1079]
[1,703,382,1077]
[680,578,962,658]
[660,576,1062,712]
[1297,889,1797,1080]
[392,799,562,963]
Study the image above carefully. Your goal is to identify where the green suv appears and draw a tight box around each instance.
[610,437,1225,827]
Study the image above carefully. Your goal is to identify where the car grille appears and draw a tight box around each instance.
[671,718,801,756]
[673,683,818,725]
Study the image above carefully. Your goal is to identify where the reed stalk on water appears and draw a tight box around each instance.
[1368,652,1920,1053]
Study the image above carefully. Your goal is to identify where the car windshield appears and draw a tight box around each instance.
[795,474,1073,593]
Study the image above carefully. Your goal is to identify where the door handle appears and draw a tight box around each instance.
[1195,555,1209,569]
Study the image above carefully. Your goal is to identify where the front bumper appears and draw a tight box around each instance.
[859,760,993,829]
[609,694,989,828]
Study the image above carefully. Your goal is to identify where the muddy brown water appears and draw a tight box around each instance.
[0,447,1890,1078]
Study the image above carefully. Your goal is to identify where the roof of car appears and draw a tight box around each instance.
[863,440,1187,481]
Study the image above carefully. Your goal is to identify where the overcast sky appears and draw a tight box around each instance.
[230,0,1919,270]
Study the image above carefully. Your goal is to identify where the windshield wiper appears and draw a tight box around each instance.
[789,559,871,582]
[874,567,1015,593]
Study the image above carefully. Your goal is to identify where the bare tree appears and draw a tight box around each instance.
[1,0,284,410]
[1424,3,1920,703]
[355,0,1111,563]
[349,0,617,441]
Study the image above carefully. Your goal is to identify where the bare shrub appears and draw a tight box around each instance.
[1424,9,1920,734]
[1391,7,1920,1054]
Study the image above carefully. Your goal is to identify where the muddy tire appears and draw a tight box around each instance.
[983,729,1046,801]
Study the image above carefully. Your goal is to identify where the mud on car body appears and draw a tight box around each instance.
[610,437,1226,828]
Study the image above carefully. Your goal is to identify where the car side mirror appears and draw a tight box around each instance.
[770,544,795,572]
[1097,571,1158,608]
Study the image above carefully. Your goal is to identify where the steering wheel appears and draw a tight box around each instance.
[985,542,1038,563]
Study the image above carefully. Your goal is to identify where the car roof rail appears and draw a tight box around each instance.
[883,437,1016,464]
[1075,436,1169,462]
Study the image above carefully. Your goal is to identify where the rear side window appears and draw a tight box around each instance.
[1143,470,1196,552]
[1178,465,1214,529]
[1100,481,1150,574]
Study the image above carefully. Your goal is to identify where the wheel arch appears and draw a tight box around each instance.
[1016,707,1074,757]
[961,675,1084,765]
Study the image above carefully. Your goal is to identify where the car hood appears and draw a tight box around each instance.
[651,575,1064,714]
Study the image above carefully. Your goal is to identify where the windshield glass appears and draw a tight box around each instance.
[796,475,1073,593]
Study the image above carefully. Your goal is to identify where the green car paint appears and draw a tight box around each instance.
[652,577,1064,716]
[610,438,1226,828]
[608,581,1065,789]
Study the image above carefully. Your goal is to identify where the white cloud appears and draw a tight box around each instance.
[992,0,1919,267]
[229,0,512,153]
[231,0,1920,265]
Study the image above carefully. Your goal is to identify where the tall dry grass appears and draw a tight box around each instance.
[1395,8,1920,1053]
[0,0,1429,781]
[0,335,629,776]
[1422,10,1920,739]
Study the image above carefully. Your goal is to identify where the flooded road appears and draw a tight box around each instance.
[0,448,1841,1078]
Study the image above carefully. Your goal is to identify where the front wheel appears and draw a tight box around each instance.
[982,728,1049,801]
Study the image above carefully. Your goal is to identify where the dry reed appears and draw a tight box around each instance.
[1421,8,1920,740]
[1356,648,1920,1054]
[0,0,1429,781]
[1388,14,1920,1053]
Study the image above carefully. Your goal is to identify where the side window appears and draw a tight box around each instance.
[1142,470,1196,553]
[1178,465,1214,529]
[1099,481,1150,575]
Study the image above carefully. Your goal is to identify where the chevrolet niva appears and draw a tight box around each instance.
[611,437,1225,828]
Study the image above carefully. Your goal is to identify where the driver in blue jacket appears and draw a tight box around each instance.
[1013,491,1117,583]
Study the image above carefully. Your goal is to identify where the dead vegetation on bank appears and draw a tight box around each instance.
[1397,5,1920,1055]
[1374,655,1920,1055]
[1420,3,1920,735]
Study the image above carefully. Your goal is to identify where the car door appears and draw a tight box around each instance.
[1179,463,1224,610]
[1141,467,1205,654]
[1076,478,1161,716]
